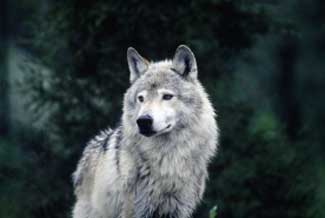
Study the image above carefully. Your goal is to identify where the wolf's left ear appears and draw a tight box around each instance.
[127,47,149,83]
[172,45,197,80]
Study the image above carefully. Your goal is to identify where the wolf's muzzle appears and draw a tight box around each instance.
[136,115,156,137]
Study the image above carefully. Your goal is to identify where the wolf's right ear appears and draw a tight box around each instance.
[127,47,149,83]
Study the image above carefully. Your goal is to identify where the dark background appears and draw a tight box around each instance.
[1,0,324,218]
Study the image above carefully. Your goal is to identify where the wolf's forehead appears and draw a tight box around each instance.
[139,70,181,91]
[148,60,173,72]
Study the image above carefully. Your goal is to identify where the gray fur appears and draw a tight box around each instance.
[72,45,219,218]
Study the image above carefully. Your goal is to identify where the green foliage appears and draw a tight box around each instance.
[209,205,218,218]
[0,138,27,218]
[0,131,73,218]
[2,0,324,218]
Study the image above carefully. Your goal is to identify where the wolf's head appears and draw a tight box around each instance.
[122,45,213,138]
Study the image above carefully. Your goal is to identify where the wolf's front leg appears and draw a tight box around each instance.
[121,191,135,218]
[72,199,95,218]
[133,195,195,218]
[73,200,89,218]
[133,204,193,218]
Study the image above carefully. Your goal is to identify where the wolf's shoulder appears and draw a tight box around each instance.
[72,127,115,191]
[88,128,115,151]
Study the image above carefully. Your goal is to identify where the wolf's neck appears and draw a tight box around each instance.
[131,128,201,163]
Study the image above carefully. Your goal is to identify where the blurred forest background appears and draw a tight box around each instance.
[0,0,324,218]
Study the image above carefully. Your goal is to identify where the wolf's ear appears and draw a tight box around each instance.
[172,45,197,80]
[127,47,149,83]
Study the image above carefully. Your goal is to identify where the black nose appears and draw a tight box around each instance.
[136,115,155,136]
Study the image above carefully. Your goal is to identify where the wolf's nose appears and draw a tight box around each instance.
[136,115,154,136]
[137,115,153,129]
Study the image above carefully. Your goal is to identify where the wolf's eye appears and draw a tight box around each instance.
[162,94,174,100]
[138,95,144,103]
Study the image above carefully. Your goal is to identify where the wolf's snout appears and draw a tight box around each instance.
[136,115,155,137]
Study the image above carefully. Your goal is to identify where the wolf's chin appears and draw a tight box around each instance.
[139,130,157,137]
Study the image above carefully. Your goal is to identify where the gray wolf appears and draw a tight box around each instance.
[72,45,219,218]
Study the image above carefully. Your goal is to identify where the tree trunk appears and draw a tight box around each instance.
[276,33,300,140]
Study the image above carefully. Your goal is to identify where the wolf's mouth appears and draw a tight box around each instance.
[139,124,173,137]
[155,124,173,136]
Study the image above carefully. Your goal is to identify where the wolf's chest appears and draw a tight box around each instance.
[135,152,193,192]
